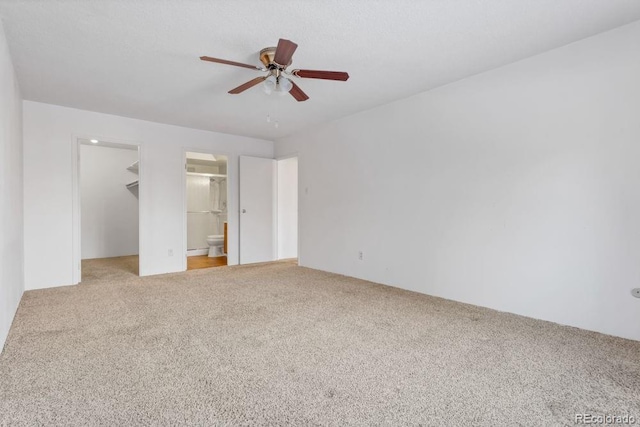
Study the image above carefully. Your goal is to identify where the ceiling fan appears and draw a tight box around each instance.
[200,38,349,102]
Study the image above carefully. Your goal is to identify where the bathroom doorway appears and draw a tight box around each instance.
[185,151,228,270]
[75,138,140,283]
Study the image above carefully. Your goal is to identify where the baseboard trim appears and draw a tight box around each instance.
[187,249,209,257]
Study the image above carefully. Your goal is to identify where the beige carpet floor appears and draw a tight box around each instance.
[1,259,639,426]
[81,255,139,283]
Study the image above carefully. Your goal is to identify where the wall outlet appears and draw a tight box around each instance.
[632,288,640,299]
[358,251,364,261]
[168,249,174,256]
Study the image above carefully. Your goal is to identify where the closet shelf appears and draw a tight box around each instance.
[126,180,139,189]
[127,161,139,173]
[187,172,226,178]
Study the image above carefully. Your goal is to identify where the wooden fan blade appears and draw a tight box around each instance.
[293,69,349,81]
[200,56,263,71]
[229,77,266,94]
[289,81,309,102]
[273,38,298,66]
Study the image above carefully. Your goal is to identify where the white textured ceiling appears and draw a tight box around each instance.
[1,1,639,140]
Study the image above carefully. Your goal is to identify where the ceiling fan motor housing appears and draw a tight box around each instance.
[259,47,292,69]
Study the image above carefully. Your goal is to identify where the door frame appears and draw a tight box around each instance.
[71,133,143,284]
[181,148,235,271]
[275,153,300,263]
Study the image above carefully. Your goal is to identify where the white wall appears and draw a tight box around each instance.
[0,19,23,350]
[23,101,273,290]
[276,21,640,341]
[80,144,139,259]
[277,156,298,259]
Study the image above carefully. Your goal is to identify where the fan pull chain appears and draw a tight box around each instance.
[266,114,280,129]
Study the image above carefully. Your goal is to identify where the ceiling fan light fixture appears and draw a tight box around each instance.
[264,75,293,96]
[278,77,293,93]
[263,75,277,94]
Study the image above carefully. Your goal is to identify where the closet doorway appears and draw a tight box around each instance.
[185,151,228,270]
[75,138,140,283]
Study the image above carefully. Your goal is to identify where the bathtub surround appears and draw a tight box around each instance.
[185,173,226,255]
[210,178,227,218]
[0,19,24,351]
[186,174,218,251]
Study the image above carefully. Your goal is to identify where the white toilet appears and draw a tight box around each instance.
[206,235,225,257]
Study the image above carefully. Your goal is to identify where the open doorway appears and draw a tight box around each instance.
[277,156,298,261]
[185,151,228,270]
[77,138,140,283]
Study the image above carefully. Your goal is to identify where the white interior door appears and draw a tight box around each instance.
[239,156,276,264]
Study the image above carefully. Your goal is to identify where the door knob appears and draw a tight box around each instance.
[242,209,246,213]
